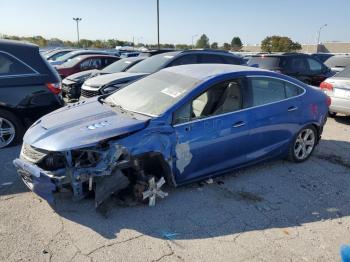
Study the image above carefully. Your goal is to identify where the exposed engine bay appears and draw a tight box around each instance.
[14,140,170,207]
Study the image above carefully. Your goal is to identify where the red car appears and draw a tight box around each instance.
[55,54,119,79]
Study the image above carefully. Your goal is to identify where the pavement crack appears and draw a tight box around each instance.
[85,234,144,257]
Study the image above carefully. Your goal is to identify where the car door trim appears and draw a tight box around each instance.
[173,75,306,128]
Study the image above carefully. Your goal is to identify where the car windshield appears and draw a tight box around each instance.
[126,53,177,74]
[106,70,201,116]
[101,59,137,74]
[335,65,350,78]
[248,56,280,69]
[55,51,80,62]
[61,56,83,67]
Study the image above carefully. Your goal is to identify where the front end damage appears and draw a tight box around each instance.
[13,140,169,207]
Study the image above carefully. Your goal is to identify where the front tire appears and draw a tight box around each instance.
[288,126,317,163]
[0,110,24,148]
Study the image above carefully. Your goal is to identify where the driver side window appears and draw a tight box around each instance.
[173,79,243,125]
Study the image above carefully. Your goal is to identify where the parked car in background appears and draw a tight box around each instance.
[248,53,333,86]
[49,50,117,66]
[324,55,350,73]
[62,57,145,99]
[43,48,75,61]
[0,40,63,148]
[55,54,119,79]
[13,64,329,205]
[320,65,350,116]
[120,52,140,58]
[311,53,334,63]
[80,49,245,98]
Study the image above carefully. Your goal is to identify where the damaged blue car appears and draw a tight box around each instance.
[13,64,329,207]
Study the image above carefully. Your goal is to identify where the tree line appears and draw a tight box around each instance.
[1,34,302,52]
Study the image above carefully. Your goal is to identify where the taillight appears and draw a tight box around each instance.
[326,96,331,107]
[46,82,62,95]
[320,81,333,92]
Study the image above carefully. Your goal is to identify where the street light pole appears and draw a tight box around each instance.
[316,24,327,53]
[191,34,198,49]
[157,0,160,49]
[73,17,82,47]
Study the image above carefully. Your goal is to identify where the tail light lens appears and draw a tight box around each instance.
[46,82,62,95]
[320,81,333,92]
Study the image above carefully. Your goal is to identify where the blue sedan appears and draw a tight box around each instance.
[14,64,329,206]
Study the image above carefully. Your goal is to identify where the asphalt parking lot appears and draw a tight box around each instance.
[0,116,350,262]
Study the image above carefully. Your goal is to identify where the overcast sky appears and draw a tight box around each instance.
[1,0,349,45]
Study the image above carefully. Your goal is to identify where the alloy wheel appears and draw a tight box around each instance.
[294,128,315,161]
[0,117,16,148]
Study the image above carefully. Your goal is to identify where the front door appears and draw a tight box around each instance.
[172,78,253,184]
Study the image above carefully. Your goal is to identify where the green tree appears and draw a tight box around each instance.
[231,37,243,51]
[210,42,219,49]
[261,35,302,52]
[196,34,210,48]
[222,43,231,50]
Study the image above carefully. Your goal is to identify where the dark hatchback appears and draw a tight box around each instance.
[0,40,63,148]
[248,53,334,86]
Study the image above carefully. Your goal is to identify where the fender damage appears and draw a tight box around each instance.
[13,99,179,207]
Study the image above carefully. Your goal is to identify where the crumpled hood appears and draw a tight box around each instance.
[24,98,150,151]
[84,72,148,88]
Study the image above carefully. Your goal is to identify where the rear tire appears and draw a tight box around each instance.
[288,125,317,163]
[328,111,337,117]
[0,109,24,148]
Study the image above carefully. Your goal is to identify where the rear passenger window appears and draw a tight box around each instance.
[168,54,197,66]
[222,56,243,65]
[247,78,303,107]
[0,52,35,76]
[285,82,303,98]
[199,54,224,63]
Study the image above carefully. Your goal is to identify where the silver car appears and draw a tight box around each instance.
[320,65,350,116]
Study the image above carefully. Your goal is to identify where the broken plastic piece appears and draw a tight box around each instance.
[142,177,168,206]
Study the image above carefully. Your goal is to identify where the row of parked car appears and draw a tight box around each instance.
[0,39,349,151]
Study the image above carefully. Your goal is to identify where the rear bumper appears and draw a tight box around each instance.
[13,158,58,202]
[330,96,350,115]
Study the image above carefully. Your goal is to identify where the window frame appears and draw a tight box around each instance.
[0,51,39,78]
[172,75,306,127]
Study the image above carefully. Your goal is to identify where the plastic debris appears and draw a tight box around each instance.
[162,232,179,240]
[341,245,350,262]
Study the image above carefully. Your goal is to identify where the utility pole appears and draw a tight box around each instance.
[73,17,82,47]
[157,0,160,49]
[316,24,327,53]
[192,34,198,49]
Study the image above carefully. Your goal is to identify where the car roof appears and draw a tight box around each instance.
[73,54,117,59]
[251,53,309,57]
[163,64,264,80]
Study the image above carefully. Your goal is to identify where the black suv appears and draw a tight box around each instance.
[248,53,334,86]
[0,40,63,148]
[80,49,245,99]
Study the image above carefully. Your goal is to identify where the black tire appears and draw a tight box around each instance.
[0,109,24,148]
[328,111,337,118]
[287,125,317,163]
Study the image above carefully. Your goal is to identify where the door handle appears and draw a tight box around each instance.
[233,121,246,128]
[288,106,298,112]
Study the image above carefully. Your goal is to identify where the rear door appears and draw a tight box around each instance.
[306,57,328,86]
[172,77,253,183]
[243,76,304,162]
[283,56,310,83]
